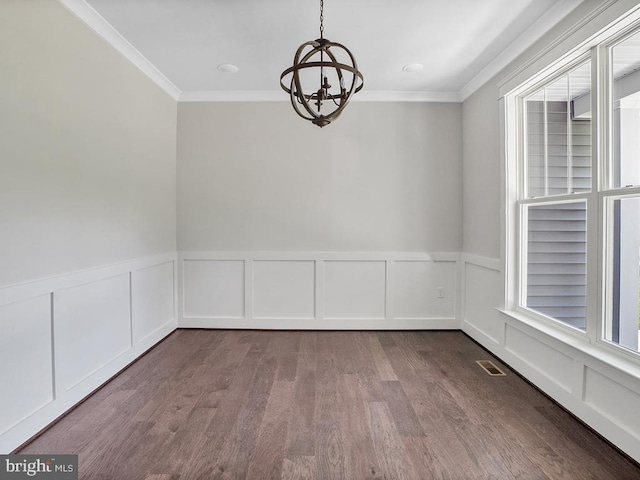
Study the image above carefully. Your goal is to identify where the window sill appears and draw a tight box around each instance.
[497,308,640,383]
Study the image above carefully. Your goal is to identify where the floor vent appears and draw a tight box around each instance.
[476,360,506,376]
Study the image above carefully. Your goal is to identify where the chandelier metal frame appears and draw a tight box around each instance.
[279,0,364,127]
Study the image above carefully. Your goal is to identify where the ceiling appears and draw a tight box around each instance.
[64,0,585,101]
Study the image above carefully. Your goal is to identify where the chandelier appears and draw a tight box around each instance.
[279,0,364,127]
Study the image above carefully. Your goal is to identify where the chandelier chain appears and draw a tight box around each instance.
[319,0,324,38]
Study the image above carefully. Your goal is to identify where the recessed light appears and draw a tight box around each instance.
[217,64,239,73]
[402,63,423,73]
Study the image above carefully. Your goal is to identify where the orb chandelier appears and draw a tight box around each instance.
[279,0,364,128]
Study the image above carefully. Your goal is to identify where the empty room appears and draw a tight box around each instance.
[2,0,640,478]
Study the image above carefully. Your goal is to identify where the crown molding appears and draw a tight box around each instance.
[354,91,461,103]
[179,90,461,103]
[459,0,585,101]
[58,0,181,100]
[179,91,284,102]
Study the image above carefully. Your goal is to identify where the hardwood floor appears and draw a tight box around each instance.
[19,330,640,479]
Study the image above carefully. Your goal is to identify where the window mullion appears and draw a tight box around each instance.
[587,45,604,344]
[544,88,549,197]
[567,77,573,195]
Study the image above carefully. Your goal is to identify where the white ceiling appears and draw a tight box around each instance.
[63,0,585,101]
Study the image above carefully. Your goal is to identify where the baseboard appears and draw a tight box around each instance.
[179,317,458,330]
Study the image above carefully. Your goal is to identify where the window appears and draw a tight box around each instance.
[509,21,640,357]
[604,30,640,353]
[519,59,592,331]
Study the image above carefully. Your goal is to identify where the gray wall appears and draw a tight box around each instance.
[177,101,462,253]
[0,0,177,287]
[462,81,501,259]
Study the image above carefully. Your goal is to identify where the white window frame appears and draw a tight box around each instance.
[503,13,640,365]
[516,53,595,339]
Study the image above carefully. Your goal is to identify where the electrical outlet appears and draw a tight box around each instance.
[437,287,445,299]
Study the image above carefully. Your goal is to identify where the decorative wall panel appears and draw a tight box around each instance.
[253,261,315,319]
[182,260,244,318]
[0,296,53,437]
[324,261,386,319]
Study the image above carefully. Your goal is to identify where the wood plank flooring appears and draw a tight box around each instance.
[19,330,640,479]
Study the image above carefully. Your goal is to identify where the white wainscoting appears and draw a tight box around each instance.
[178,252,459,330]
[0,253,177,453]
[461,253,640,464]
